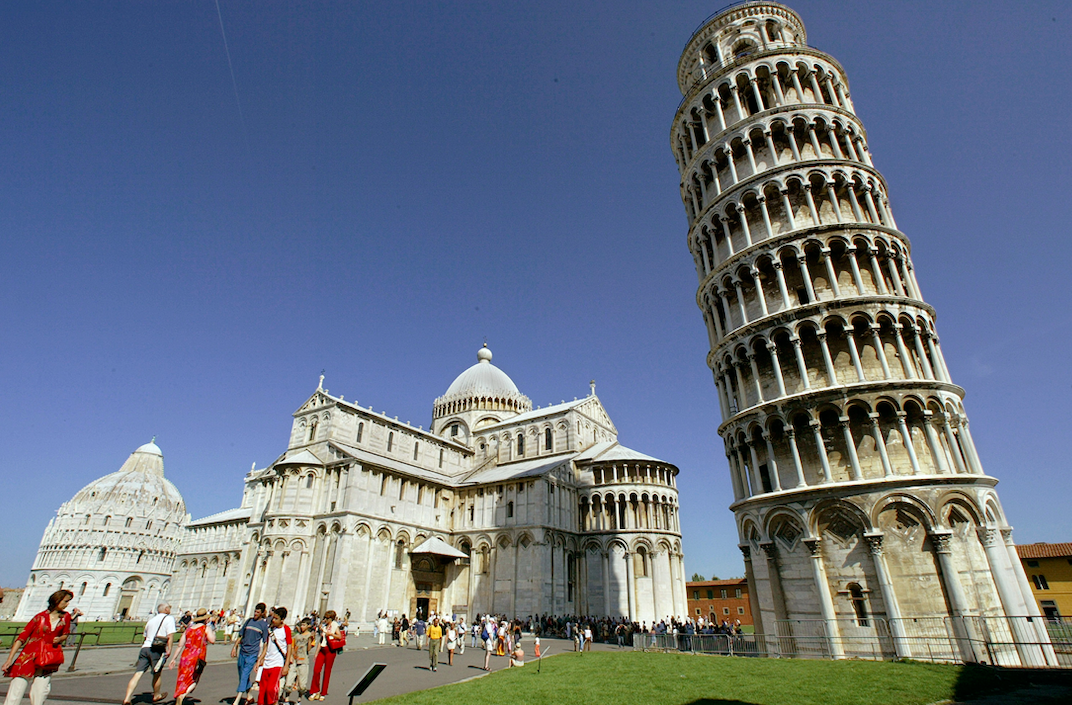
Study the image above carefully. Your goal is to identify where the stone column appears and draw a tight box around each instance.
[751,267,769,316]
[930,531,981,663]
[922,415,950,474]
[870,325,893,379]
[978,527,1045,666]
[767,342,787,397]
[803,538,844,658]
[785,428,808,488]
[817,332,838,386]
[1002,528,1058,665]
[762,432,782,492]
[864,533,910,658]
[844,329,866,381]
[760,542,790,656]
[779,189,796,230]
[839,417,863,481]
[601,551,611,618]
[797,255,817,302]
[791,337,811,390]
[625,550,636,620]
[868,416,895,477]
[810,421,833,483]
[895,412,923,475]
[772,260,791,308]
[740,545,766,649]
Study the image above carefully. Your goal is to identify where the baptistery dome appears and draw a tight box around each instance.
[15,440,189,621]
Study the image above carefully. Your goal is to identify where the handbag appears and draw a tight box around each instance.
[30,615,64,669]
[149,616,168,653]
[325,629,346,651]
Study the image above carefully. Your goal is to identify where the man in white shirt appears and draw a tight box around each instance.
[255,607,292,705]
[122,604,177,705]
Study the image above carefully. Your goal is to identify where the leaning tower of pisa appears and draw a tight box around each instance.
[672,3,1053,664]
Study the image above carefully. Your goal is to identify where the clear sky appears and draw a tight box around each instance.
[2,1,1070,589]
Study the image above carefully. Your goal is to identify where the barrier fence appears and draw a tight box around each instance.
[634,615,1072,669]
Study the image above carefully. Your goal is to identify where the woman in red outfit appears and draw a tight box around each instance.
[307,611,342,701]
[2,589,73,705]
[168,608,216,705]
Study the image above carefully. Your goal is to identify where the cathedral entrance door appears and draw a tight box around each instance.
[416,598,429,621]
[117,595,133,618]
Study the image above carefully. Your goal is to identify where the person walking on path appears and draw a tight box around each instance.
[121,602,176,705]
[283,619,313,703]
[376,614,388,646]
[445,622,456,666]
[231,603,269,705]
[254,608,291,705]
[482,624,495,671]
[308,610,342,701]
[414,618,426,650]
[2,589,73,705]
[398,615,409,648]
[167,608,215,705]
[456,618,466,655]
[426,618,442,672]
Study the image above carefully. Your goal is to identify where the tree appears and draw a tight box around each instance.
[690,573,705,582]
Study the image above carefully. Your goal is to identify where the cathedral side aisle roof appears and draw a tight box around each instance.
[460,454,574,485]
[187,507,252,528]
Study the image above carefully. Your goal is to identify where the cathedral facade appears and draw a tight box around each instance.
[672,2,1054,664]
[167,346,688,625]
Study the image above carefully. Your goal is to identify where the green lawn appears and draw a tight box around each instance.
[369,651,1027,705]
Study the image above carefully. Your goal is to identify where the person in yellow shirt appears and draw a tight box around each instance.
[426,619,443,672]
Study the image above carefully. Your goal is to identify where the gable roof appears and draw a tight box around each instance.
[411,536,468,559]
[574,440,669,466]
[275,448,325,467]
[1017,542,1072,559]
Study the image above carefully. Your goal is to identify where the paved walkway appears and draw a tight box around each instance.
[0,634,619,704]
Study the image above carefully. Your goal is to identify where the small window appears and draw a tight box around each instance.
[695,608,701,615]
[439,449,444,468]
[99,547,107,561]
[306,474,314,489]
[517,434,525,456]
[85,515,91,525]
[357,422,364,443]
[451,424,459,437]
[395,540,405,569]
[706,589,714,599]
[468,505,475,522]
[1027,560,1039,568]
[849,583,870,626]
[146,520,152,530]
[721,589,728,599]
[79,582,87,596]
[692,590,699,600]
[545,428,553,451]
[103,516,111,526]
[1033,575,1050,590]
[738,606,745,615]
[103,583,111,597]
[723,607,730,615]
[387,432,394,452]
[735,588,742,599]
[125,517,132,528]
[308,417,318,441]
[507,501,514,518]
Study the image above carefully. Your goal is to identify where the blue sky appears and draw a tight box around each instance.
[2,1,1070,589]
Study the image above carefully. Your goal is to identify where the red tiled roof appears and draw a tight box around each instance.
[685,578,747,588]
[1016,542,1072,559]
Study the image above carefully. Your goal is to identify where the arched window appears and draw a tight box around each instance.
[507,501,514,518]
[103,516,111,526]
[848,583,869,626]
[308,417,318,441]
[451,424,459,437]
[413,443,419,461]
[103,583,111,597]
[84,515,91,525]
[635,547,649,577]
[125,517,132,528]
[517,434,524,456]
[438,448,444,468]
[357,422,364,443]
[306,474,314,489]
[545,428,553,451]
[98,547,107,561]
[395,540,406,569]
[387,432,394,452]
[79,582,87,596]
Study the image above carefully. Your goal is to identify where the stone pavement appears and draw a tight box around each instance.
[0,633,619,704]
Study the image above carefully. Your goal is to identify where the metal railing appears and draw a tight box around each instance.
[633,616,1072,669]
[0,629,100,672]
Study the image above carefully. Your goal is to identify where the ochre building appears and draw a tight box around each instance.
[1017,543,1072,622]
[686,578,753,626]
[671,2,1053,664]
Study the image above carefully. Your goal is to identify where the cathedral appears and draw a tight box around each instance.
[18,346,687,625]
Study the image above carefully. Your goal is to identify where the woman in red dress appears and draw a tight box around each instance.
[2,589,73,705]
[167,608,216,705]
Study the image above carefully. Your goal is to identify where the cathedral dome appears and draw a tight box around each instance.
[433,345,532,426]
[443,345,522,398]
